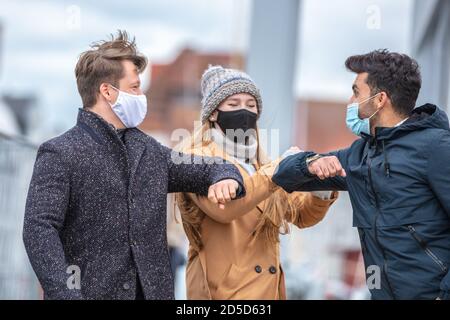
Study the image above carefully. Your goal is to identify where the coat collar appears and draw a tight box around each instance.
[76,108,148,146]
[76,108,148,188]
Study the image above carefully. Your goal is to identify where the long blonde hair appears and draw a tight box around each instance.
[175,120,296,252]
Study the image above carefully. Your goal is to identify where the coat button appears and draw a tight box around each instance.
[255,265,262,273]
[269,266,277,274]
[123,282,130,290]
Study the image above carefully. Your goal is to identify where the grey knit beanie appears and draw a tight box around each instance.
[200,65,263,123]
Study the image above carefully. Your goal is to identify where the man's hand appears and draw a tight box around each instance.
[308,156,347,180]
[208,179,239,209]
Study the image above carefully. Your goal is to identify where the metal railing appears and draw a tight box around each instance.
[0,131,41,299]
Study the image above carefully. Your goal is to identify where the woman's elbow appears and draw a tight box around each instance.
[204,206,251,224]
[207,212,238,224]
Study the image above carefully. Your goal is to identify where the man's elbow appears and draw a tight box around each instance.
[22,213,44,256]
[22,219,35,255]
[271,174,297,193]
[299,213,327,229]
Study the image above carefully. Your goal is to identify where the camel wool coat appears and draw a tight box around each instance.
[177,141,338,300]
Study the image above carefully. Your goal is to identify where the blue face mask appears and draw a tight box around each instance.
[346,94,381,136]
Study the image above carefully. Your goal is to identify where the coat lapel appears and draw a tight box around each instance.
[125,129,147,193]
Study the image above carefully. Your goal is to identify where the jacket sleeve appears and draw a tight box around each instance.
[427,133,450,300]
[161,144,245,197]
[286,191,339,228]
[185,159,280,224]
[22,142,83,300]
[272,149,350,192]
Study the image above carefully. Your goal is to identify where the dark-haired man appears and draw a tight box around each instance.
[273,50,450,300]
[22,31,245,300]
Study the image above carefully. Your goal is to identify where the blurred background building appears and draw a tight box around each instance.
[141,48,244,141]
[0,0,448,300]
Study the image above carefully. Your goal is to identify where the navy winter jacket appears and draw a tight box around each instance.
[273,104,450,300]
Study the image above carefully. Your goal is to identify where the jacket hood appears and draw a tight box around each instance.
[364,104,449,141]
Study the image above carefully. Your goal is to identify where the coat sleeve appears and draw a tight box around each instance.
[22,142,83,300]
[427,133,450,300]
[160,144,245,197]
[286,191,339,228]
[272,149,350,192]
[185,159,280,224]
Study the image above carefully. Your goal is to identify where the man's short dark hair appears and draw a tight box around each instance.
[345,49,422,116]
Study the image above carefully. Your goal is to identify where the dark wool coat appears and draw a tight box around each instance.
[23,108,245,300]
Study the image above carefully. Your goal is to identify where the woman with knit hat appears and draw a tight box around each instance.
[176,65,338,300]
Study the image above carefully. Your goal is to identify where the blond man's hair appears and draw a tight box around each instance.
[75,30,148,108]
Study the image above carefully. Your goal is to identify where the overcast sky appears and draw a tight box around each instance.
[0,0,413,139]
[297,0,413,100]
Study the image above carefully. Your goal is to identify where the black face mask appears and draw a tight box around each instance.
[216,109,258,144]
[216,109,257,132]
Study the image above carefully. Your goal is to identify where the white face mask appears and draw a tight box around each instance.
[108,85,147,128]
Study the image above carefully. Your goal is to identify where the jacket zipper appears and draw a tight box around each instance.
[407,225,448,273]
[367,152,396,299]
[360,230,367,254]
